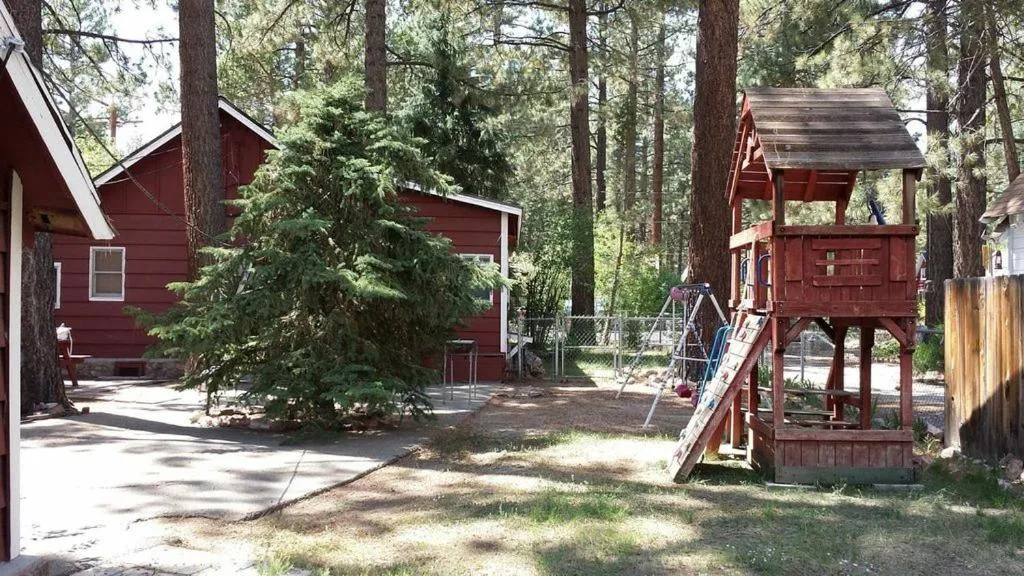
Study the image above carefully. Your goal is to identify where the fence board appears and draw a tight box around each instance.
[946,276,1024,460]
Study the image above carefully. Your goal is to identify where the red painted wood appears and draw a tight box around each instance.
[54,118,511,380]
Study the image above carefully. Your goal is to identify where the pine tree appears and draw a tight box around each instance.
[137,81,499,424]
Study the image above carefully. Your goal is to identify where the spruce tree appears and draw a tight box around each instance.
[138,80,499,425]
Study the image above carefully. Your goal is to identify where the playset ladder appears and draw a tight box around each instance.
[668,312,770,482]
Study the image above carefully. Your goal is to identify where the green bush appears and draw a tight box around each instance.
[134,80,500,425]
[874,338,899,362]
[913,329,944,375]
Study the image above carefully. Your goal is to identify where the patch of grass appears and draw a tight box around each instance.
[535,525,643,576]
[528,490,629,523]
[472,489,630,523]
[921,460,1022,510]
[429,428,585,457]
[983,513,1024,546]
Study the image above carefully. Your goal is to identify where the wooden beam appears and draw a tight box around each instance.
[783,317,813,347]
[860,327,874,430]
[728,118,751,206]
[878,317,910,347]
[803,170,819,202]
[773,171,786,225]
[902,169,917,224]
[773,428,913,442]
[772,317,786,428]
[900,320,916,429]
[813,318,835,342]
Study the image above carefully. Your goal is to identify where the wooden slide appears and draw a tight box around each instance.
[668,312,771,482]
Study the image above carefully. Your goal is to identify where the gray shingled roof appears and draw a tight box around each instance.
[982,174,1024,223]
[746,87,927,171]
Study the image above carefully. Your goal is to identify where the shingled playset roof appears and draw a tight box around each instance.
[728,87,926,204]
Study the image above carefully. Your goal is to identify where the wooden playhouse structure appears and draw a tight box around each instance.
[670,87,927,484]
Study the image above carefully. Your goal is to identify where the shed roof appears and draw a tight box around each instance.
[727,87,926,205]
[1,1,113,239]
[745,87,927,171]
[982,174,1024,224]
[94,97,278,187]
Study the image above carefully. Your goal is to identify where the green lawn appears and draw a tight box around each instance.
[164,386,1024,576]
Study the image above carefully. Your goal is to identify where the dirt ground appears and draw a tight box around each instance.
[161,385,1024,576]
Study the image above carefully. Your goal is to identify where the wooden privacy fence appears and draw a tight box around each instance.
[946,275,1024,460]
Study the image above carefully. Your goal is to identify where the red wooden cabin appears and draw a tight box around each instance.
[671,88,927,484]
[52,100,520,382]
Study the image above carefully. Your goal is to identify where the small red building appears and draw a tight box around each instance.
[52,100,520,381]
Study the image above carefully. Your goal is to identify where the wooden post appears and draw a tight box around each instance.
[900,319,916,429]
[730,392,743,447]
[773,171,785,225]
[730,205,742,307]
[902,169,917,225]
[831,324,848,422]
[836,195,848,225]
[748,361,759,416]
[859,324,874,429]
[772,317,786,428]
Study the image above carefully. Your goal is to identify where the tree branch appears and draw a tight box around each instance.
[43,28,177,44]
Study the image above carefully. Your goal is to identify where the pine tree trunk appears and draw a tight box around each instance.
[954,0,986,279]
[925,0,953,327]
[621,13,638,220]
[179,0,226,281]
[568,0,594,316]
[688,0,739,342]
[985,5,1019,182]
[638,135,649,242]
[10,0,71,414]
[364,0,387,112]
[595,11,608,214]
[651,18,666,247]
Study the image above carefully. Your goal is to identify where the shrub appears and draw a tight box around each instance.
[914,329,944,375]
[135,80,500,425]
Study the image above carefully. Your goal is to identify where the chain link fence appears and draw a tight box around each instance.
[511,315,943,415]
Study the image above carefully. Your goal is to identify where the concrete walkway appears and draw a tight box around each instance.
[19,380,496,574]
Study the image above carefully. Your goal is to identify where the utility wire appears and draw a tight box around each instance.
[41,66,231,248]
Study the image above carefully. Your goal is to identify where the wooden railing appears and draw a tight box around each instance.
[730,223,917,318]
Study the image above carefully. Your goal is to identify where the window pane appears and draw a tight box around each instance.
[93,273,122,296]
[94,250,123,273]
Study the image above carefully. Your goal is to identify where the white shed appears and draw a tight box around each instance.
[982,175,1024,276]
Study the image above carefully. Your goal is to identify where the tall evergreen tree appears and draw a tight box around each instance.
[365,0,387,112]
[925,0,953,326]
[179,0,226,280]
[568,0,594,316]
[688,0,738,339]
[954,0,987,278]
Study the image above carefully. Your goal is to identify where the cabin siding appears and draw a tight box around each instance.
[54,121,511,381]
[52,112,272,359]
[401,193,506,381]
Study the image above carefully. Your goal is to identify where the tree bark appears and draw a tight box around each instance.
[651,17,666,247]
[688,0,739,342]
[985,5,1019,182]
[954,0,986,279]
[10,0,71,414]
[364,0,387,112]
[924,0,953,327]
[594,12,608,214]
[179,0,226,280]
[568,0,594,316]
[621,13,638,221]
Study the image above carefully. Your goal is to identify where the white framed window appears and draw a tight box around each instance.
[460,253,495,303]
[89,247,126,301]
[53,262,61,309]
